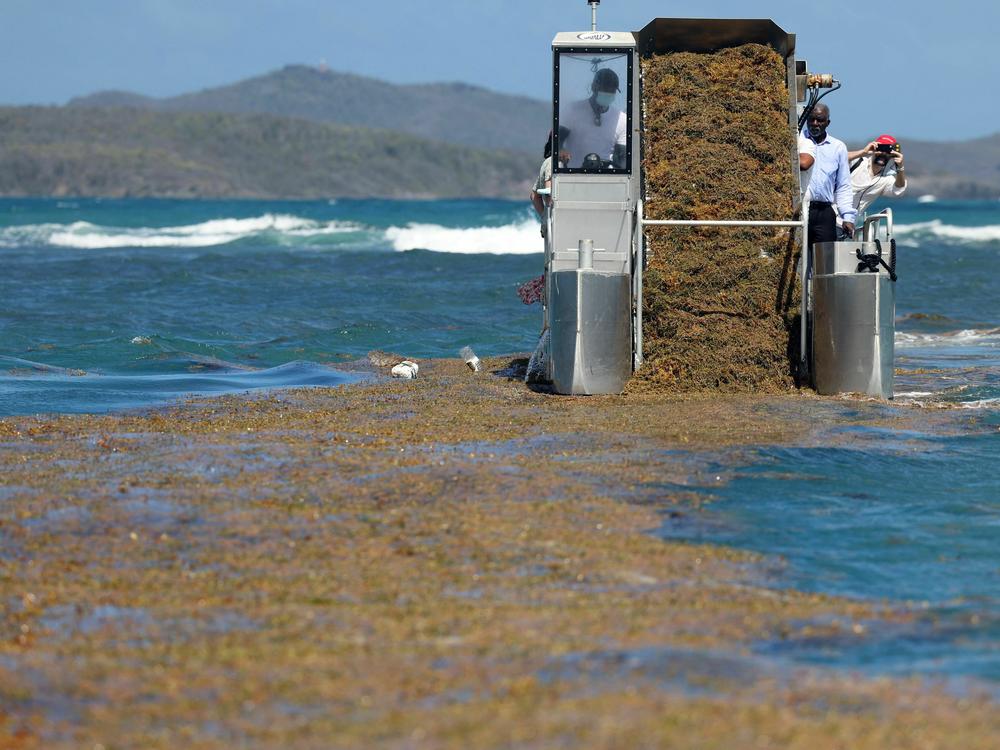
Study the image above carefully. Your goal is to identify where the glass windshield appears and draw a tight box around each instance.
[554,50,631,173]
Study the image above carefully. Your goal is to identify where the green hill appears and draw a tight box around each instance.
[0,106,537,199]
[884,133,1000,199]
[69,65,551,155]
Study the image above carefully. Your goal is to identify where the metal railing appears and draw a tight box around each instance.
[861,207,894,242]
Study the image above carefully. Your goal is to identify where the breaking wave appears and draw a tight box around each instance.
[894,219,1000,244]
[895,328,1000,348]
[0,214,545,254]
[385,219,543,254]
[0,214,365,250]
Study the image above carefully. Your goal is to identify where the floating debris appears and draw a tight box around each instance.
[390,360,419,379]
[459,346,482,372]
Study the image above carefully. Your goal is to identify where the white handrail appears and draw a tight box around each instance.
[641,219,804,227]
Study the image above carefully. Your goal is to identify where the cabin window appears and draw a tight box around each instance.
[553,49,633,174]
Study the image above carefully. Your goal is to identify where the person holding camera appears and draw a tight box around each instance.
[845,134,907,218]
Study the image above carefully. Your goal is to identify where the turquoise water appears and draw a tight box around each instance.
[1,196,997,688]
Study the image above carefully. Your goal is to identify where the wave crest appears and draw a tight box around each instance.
[894,219,1000,244]
[895,327,1000,348]
[386,219,543,255]
[0,214,363,249]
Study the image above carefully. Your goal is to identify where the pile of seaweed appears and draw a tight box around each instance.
[635,43,801,393]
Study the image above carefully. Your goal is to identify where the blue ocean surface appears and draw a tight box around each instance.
[0,198,544,414]
[1,196,997,689]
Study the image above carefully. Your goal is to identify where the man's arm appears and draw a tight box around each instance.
[834,145,857,233]
[892,151,906,191]
[530,189,545,218]
[848,141,878,161]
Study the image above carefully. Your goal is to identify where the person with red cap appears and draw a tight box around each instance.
[844,134,907,221]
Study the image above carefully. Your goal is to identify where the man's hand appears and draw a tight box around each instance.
[842,221,856,238]
[893,150,904,167]
[864,141,878,154]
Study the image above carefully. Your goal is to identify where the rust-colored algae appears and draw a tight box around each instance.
[637,44,803,393]
[0,365,995,748]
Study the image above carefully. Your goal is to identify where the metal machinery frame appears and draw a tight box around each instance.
[543,18,834,393]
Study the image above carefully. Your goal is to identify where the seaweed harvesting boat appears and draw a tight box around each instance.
[540,2,898,398]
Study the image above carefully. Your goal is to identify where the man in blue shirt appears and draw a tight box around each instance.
[803,104,856,247]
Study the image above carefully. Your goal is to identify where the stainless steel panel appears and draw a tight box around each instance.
[813,241,892,276]
[551,208,632,274]
[812,274,895,399]
[550,270,631,395]
[554,176,631,203]
[552,31,637,48]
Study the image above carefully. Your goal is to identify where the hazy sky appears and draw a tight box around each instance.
[1,0,993,142]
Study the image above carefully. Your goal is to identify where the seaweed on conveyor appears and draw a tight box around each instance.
[633,43,802,393]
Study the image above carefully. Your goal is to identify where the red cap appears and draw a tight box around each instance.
[875,134,897,145]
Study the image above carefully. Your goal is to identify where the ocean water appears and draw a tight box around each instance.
[1,196,997,687]
[0,198,544,414]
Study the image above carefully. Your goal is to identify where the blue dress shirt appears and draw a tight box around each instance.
[803,131,857,224]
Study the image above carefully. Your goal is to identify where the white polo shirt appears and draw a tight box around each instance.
[850,156,907,215]
[559,98,627,168]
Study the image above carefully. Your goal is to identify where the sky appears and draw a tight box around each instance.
[1,0,994,142]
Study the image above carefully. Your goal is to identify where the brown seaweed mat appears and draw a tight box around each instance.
[0,364,996,748]
[637,43,802,393]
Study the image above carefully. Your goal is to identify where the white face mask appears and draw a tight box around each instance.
[594,91,616,108]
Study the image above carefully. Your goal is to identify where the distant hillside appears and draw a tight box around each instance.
[69,65,551,155]
[848,133,1000,199]
[0,106,536,199]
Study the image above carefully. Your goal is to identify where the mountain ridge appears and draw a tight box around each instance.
[13,65,1000,200]
[0,106,536,199]
[69,65,551,156]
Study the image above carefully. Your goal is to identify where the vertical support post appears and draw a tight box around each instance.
[800,197,810,384]
[633,200,644,370]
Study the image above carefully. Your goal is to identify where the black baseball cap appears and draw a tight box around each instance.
[592,68,620,92]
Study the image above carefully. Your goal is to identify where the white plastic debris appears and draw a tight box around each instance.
[459,346,482,372]
[390,360,419,379]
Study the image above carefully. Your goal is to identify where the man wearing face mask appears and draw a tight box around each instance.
[803,103,856,248]
[558,68,627,169]
[844,134,907,219]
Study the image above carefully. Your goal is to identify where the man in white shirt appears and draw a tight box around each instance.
[558,68,627,169]
[845,133,907,217]
[798,133,816,195]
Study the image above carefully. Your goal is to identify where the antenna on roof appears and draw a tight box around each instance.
[588,1,600,32]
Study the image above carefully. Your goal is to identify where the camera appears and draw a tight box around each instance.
[875,143,900,154]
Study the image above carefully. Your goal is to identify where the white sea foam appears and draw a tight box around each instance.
[894,219,1000,243]
[895,328,1000,348]
[959,398,1000,409]
[385,219,543,255]
[916,195,937,203]
[2,214,362,249]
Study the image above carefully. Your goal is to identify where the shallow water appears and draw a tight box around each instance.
[656,410,1000,685]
